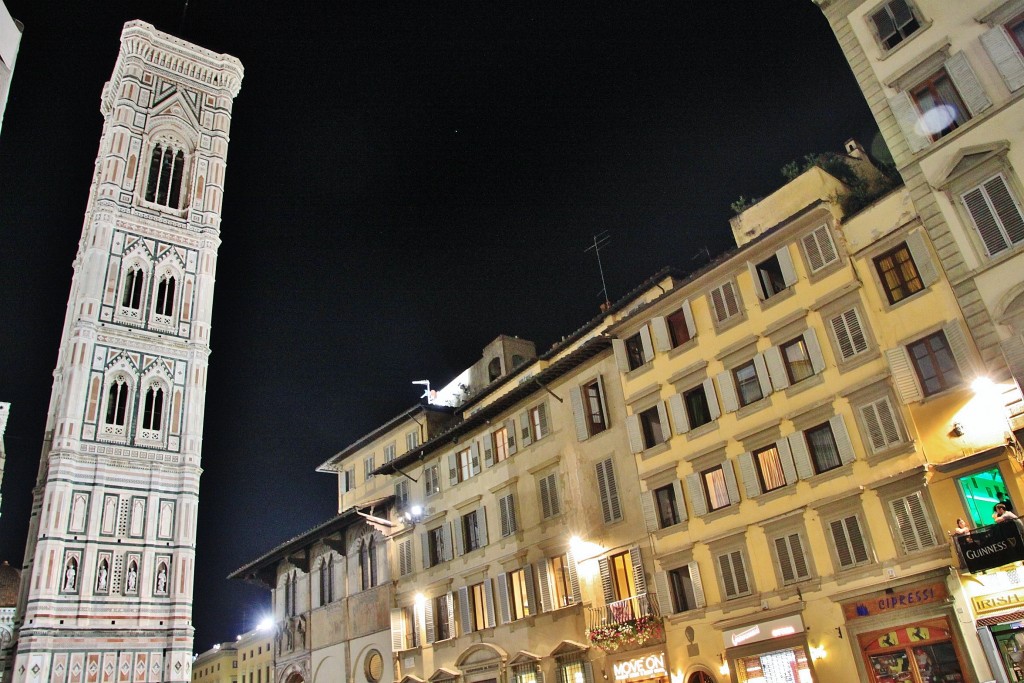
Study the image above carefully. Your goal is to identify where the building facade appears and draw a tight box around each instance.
[0,1,21,136]
[235,629,273,683]
[192,643,238,683]
[7,21,242,683]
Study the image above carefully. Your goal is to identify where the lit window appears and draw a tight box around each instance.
[753,444,787,493]
[957,467,1013,527]
[468,582,488,631]
[549,554,576,608]
[423,464,440,497]
[507,568,532,619]
[781,337,814,384]
[492,427,510,463]
[911,70,968,142]
[874,243,924,304]
[456,447,472,482]
[702,465,731,512]
[529,404,549,441]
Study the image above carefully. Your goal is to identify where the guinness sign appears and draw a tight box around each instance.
[956,521,1024,573]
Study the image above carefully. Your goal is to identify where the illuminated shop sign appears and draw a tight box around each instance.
[612,654,666,681]
[841,582,947,620]
[722,615,804,649]
[971,587,1024,616]
[955,521,1024,573]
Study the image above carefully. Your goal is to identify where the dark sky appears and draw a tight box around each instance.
[0,1,882,651]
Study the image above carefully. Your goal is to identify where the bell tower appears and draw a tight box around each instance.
[7,21,242,683]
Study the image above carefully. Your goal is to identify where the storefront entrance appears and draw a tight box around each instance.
[857,617,967,682]
[992,622,1024,681]
[733,645,812,683]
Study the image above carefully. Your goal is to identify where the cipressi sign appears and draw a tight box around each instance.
[612,654,666,681]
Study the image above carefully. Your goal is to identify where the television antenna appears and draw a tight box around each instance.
[584,231,612,307]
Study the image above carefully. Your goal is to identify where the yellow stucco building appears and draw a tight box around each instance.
[192,643,237,683]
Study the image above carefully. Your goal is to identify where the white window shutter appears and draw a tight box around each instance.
[830,415,857,465]
[596,375,610,428]
[641,491,659,532]
[860,397,903,452]
[651,316,672,352]
[484,578,496,627]
[613,338,630,373]
[778,438,797,485]
[685,473,707,516]
[724,461,741,504]
[654,571,672,614]
[717,370,739,413]
[764,345,789,391]
[885,346,924,403]
[788,431,814,480]
[457,587,472,634]
[470,441,481,476]
[669,393,690,434]
[570,386,589,441]
[453,518,465,557]
[629,546,648,595]
[478,506,489,546]
[391,608,405,651]
[424,597,435,644]
[536,560,553,612]
[703,378,721,420]
[747,260,766,300]
[681,299,696,339]
[905,231,938,287]
[689,562,706,608]
[804,327,826,374]
[566,547,583,603]
[982,25,1024,92]
[484,436,494,467]
[519,411,532,447]
[754,353,773,395]
[738,452,760,498]
[942,320,975,378]
[505,418,518,455]
[537,403,549,437]
[448,453,458,486]
[888,91,929,153]
[945,51,992,116]
[446,593,456,638]
[421,532,430,569]
[626,414,644,453]
[523,564,539,616]
[442,524,453,561]
[496,573,511,624]
[656,401,670,441]
[672,480,687,522]
[598,557,615,604]
[640,325,655,363]
[777,245,797,287]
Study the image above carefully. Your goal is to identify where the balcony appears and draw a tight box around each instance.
[953,520,1024,573]
[585,593,664,652]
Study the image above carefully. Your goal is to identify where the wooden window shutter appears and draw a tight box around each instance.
[942,320,976,378]
[523,564,539,616]
[423,596,435,644]
[442,524,453,561]
[565,547,583,603]
[764,345,789,391]
[685,473,708,517]
[748,260,766,301]
[668,392,689,434]
[860,397,902,452]
[483,434,494,467]
[738,452,760,498]
[478,506,489,546]
[453,518,465,557]
[904,231,938,288]
[716,370,739,413]
[651,316,672,352]
[703,378,721,420]
[774,536,796,584]
[484,578,497,627]
[831,308,868,359]
[595,458,622,523]
[888,91,929,153]
[629,546,648,595]
[788,431,814,480]
[639,326,655,363]
[1001,334,1024,389]
[885,346,924,403]
[598,557,615,604]
[391,608,405,651]
[420,532,431,569]
[689,562,706,608]
[982,25,1024,92]
[672,480,687,522]
[626,414,644,453]
[718,553,738,598]
[945,51,992,117]
[536,559,553,613]
[570,386,589,441]
[448,453,459,486]
[889,492,937,553]
[537,402,549,437]
[777,245,798,287]
[457,587,472,634]
[778,438,798,485]
[830,415,857,465]
[724,461,741,504]
[612,338,631,373]
[505,418,518,455]
[519,412,532,447]
[470,441,481,476]
[496,573,511,624]
[653,571,673,614]
[641,490,659,532]
[445,593,456,637]
[681,299,696,339]
[804,327,827,374]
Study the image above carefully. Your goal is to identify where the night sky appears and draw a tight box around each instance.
[0,1,882,650]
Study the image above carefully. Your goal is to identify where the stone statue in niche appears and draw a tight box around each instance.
[63,558,78,591]
[126,563,138,592]
[156,564,168,594]
[96,559,109,591]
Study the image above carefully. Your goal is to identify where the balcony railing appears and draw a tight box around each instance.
[953,520,1024,573]
[585,593,664,652]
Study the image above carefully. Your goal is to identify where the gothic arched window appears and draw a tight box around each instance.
[122,266,145,310]
[141,385,165,432]
[145,143,185,209]
[105,377,130,427]
[360,537,377,591]
[154,275,176,317]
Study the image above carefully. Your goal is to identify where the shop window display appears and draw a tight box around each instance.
[735,645,812,682]
[858,617,966,682]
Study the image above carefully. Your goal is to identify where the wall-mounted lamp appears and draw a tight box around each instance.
[718,654,729,675]
[949,422,965,438]
[809,645,827,661]
[403,505,424,525]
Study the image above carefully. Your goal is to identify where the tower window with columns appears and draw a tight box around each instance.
[144,141,186,208]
